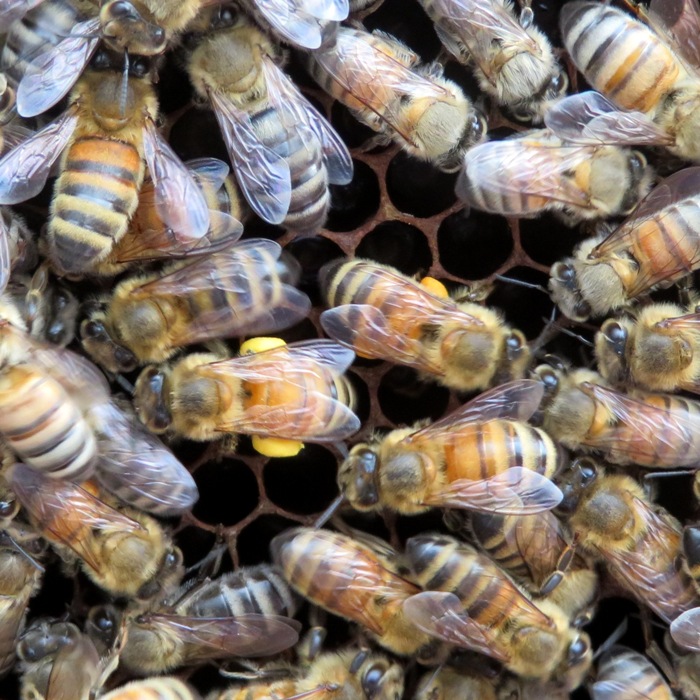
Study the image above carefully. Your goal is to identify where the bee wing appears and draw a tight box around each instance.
[251,0,324,48]
[590,680,660,700]
[509,511,569,585]
[402,591,510,662]
[0,213,11,295]
[139,613,300,658]
[185,157,232,189]
[313,30,449,146]
[142,120,210,242]
[579,382,700,466]
[91,402,199,516]
[320,304,446,375]
[0,109,77,204]
[408,380,545,439]
[262,59,353,185]
[46,636,100,700]
[0,124,34,156]
[460,140,596,211]
[0,0,44,32]
[544,92,672,147]
[9,464,143,573]
[423,467,562,514]
[649,0,700,73]
[670,607,700,651]
[210,90,291,224]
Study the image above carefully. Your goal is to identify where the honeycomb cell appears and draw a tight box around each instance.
[264,445,338,515]
[285,236,344,305]
[378,365,450,425]
[438,209,512,280]
[174,526,218,570]
[346,370,371,425]
[356,221,432,275]
[520,213,587,268]
[168,107,230,164]
[386,151,457,218]
[192,458,258,526]
[325,159,381,232]
[236,514,305,567]
[330,101,379,150]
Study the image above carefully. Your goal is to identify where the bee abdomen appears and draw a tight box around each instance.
[0,366,96,481]
[285,143,329,234]
[49,137,142,274]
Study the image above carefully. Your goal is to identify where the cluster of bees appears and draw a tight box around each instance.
[5,0,700,698]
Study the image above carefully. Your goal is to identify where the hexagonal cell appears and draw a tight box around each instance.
[326,159,381,232]
[192,458,259,526]
[347,370,371,426]
[285,236,344,305]
[386,151,457,218]
[169,108,229,164]
[175,526,218,571]
[236,514,304,567]
[330,101,379,150]
[520,213,587,268]
[378,365,450,425]
[356,221,432,275]
[438,209,512,280]
[264,444,338,515]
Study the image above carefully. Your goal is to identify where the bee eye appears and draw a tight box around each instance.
[574,458,598,486]
[0,498,16,518]
[505,332,525,360]
[469,111,486,142]
[511,107,532,122]
[554,262,576,284]
[131,57,150,77]
[107,1,133,18]
[629,151,646,180]
[362,664,386,699]
[538,367,559,393]
[603,321,627,355]
[573,300,592,320]
[547,70,568,97]
[82,319,106,340]
[567,635,590,663]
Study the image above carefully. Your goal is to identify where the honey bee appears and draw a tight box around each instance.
[17,619,102,700]
[80,239,311,372]
[595,302,700,394]
[338,379,564,517]
[534,363,700,469]
[271,527,435,658]
[589,646,674,700]
[305,26,485,172]
[0,520,45,677]
[458,129,653,224]
[118,569,301,675]
[0,48,210,275]
[102,678,202,700]
[211,647,404,700]
[402,534,592,690]
[557,1,700,162]
[133,339,359,454]
[556,458,700,624]
[549,166,700,322]
[96,157,246,277]
[413,667,497,700]
[416,0,566,122]
[186,5,352,233]
[320,259,530,392]
[0,75,32,159]
[8,462,185,598]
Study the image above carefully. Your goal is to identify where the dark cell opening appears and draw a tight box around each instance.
[169,107,230,165]
[236,514,303,567]
[326,159,381,232]
[520,212,586,268]
[174,526,218,571]
[192,458,258,526]
[285,236,344,305]
[386,151,457,218]
[330,101,379,150]
[356,221,432,276]
[347,370,371,426]
[378,365,450,425]
[438,209,512,280]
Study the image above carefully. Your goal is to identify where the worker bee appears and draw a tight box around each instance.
[96,157,246,277]
[271,527,436,658]
[558,1,700,162]
[17,619,102,700]
[549,166,700,322]
[80,239,311,372]
[416,0,567,122]
[8,462,185,598]
[305,26,485,172]
[338,378,564,517]
[320,259,530,392]
[458,129,653,224]
[102,678,202,700]
[534,363,700,469]
[186,5,352,233]
[556,458,700,624]
[413,667,497,700]
[0,48,210,275]
[402,534,592,690]
[133,338,359,455]
[589,646,674,700]
[595,302,700,394]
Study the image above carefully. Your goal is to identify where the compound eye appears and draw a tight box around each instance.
[547,70,568,97]
[108,0,133,17]
[505,332,524,360]
[574,458,598,486]
[538,367,559,393]
[567,635,590,663]
[573,300,592,320]
[555,263,575,284]
[362,664,386,700]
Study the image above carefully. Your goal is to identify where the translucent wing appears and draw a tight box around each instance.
[0,109,77,204]
[142,119,210,242]
[670,607,700,651]
[185,157,232,189]
[16,18,100,118]
[0,124,34,156]
[210,90,291,224]
[302,0,349,20]
[544,92,672,146]
[0,0,44,33]
[46,635,100,700]
[460,138,597,211]
[9,463,143,573]
[579,382,700,466]
[403,591,510,661]
[649,0,700,72]
[135,613,300,658]
[590,681,661,700]
[423,467,562,514]
[91,402,199,516]
[262,58,353,185]
[251,0,324,48]
[0,212,11,295]
[407,379,545,439]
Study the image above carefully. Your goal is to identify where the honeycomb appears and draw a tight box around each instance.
[0,0,695,698]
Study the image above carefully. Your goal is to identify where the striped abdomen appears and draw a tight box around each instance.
[101,678,196,700]
[49,137,143,274]
[594,649,673,700]
[561,2,682,113]
[0,365,97,480]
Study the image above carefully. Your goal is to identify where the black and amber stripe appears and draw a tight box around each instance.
[49,137,143,274]
[594,649,673,700]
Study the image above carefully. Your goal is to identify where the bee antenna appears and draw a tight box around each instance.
[119,49,129,119]
[494,274,549,295]
[592,618,628,661]
[314,493,345,528]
